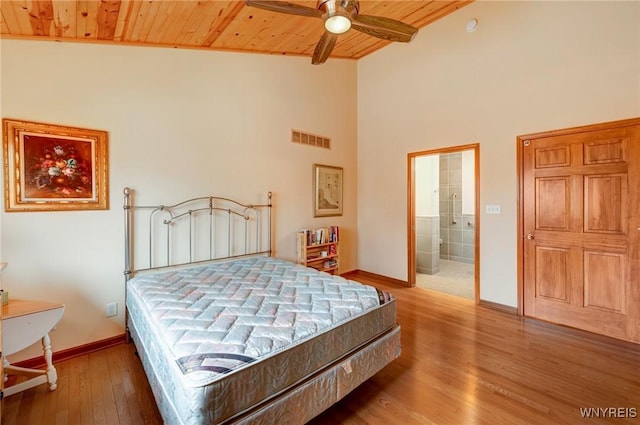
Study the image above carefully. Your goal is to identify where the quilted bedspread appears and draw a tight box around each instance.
[127,256,394,388]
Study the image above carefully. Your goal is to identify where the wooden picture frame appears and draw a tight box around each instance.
[313,164,343,217]
[2,118,109,212]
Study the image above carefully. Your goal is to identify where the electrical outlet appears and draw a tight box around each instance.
[106,302,118,317]
[486,204,501,215]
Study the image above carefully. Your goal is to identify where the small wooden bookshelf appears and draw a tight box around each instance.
[297,226,339,275]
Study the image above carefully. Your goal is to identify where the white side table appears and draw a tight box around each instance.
[2,299,65,396]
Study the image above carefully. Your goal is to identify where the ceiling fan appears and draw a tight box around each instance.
[245,0,419,64]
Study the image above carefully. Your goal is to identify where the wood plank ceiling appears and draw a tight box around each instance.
[0,1,473,62]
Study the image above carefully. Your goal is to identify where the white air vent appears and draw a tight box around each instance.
[292,129,331,149]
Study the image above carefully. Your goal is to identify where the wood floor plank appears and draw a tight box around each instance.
[28,385,48,425]
[106,342,134,425]
[88,352,107,425]
[2,273,639,424]
[43,369,61,421]
[53,366,70,425]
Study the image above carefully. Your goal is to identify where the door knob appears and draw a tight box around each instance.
[526,233,535,240]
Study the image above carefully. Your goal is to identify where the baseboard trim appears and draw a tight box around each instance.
[479,299,518,315]
[342,269,408,287]
[12,334,127,370]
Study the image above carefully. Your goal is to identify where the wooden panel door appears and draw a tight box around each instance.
[0,289,3,422]
[521,118,640,343]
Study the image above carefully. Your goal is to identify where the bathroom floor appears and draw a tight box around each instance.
[416,259,475,300]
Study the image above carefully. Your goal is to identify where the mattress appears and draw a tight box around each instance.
[126,256,398,425]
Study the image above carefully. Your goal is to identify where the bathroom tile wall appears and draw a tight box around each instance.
[416,215,440,274]
[440,153,474,264]
[461,213,475,264]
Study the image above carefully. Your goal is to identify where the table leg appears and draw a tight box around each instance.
[3,335,58,396]
[42,332,57,391]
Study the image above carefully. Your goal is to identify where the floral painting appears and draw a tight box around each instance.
[23,135,94,199]
[2,119,109,211]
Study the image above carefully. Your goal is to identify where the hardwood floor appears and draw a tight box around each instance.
[3,273,639,424]
[2,337,162,425]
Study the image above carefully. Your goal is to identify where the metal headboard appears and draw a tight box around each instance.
[123,187,273,281]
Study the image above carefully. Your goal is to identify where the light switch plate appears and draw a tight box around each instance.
[486,204,501,214]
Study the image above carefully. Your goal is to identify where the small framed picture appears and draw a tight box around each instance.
[2,118,109,212]
[313,164,343,217]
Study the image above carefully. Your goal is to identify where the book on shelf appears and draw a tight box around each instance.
[323,259,338,269]
[298,226,339,246]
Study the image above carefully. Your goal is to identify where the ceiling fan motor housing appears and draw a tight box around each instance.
[317,0,359,16]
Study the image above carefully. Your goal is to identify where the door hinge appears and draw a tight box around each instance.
[523,140,531,147]
[0,390,3,400]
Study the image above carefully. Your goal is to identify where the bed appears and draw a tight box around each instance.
[123,188,401,425]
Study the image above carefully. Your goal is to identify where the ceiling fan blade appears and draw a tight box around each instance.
[245,1,323,18]
[312,31,338,65]
[351,14,418,43]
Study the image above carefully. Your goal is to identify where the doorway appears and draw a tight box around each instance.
[407,144,479,303]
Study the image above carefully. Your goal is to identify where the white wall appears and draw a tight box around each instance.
[462,149,474,215]
[0,40,358,361]
[357,1,640,306]
[415,155,439,217]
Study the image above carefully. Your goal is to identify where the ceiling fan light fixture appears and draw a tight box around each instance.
[324,14,351,34]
